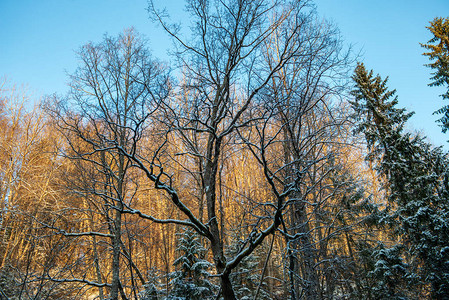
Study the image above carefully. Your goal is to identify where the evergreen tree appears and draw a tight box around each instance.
[167,228,215,300]
[367,243,409,300]
[140,268,164,300]
[140,282,160,300]
[0,266,20,300]
[351,63,449,299]
[422,17,449,132]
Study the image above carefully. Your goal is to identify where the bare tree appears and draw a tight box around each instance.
[109,0,351,298]
[45,2,354,299]
[237,8,354,299]
[45,28,170,299]
[0,80,80,299]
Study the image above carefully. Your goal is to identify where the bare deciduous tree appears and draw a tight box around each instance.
[111,1,352,298]
[45,2,355,299]
[45,28,170,299]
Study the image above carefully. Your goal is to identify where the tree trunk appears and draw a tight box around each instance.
[295,200,321,300]
[221,273,236,300]
[110,208,122,300]
[204,135,237,300]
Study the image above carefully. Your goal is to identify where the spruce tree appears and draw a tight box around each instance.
[367,243,409,300]
[0,266,20,300]
[422,17,449,132]
[140,268,164,300]
[167,228,215,300]
[351,63,449,299]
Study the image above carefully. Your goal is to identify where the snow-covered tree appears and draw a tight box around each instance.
[0,266,20,299]
[167,228,215,300]
[351,63,449,298]
[368,243,409,299]
[140,268,165,300]
[422,17,449,132]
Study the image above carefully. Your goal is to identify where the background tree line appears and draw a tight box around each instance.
[0,0,448,299]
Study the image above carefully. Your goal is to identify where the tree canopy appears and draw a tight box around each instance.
[0,2,448,299]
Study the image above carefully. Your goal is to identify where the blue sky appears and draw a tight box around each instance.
[316,0,449,147]
[1,0,448,147]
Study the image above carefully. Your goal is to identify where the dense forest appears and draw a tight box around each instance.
[1,1,448,299]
